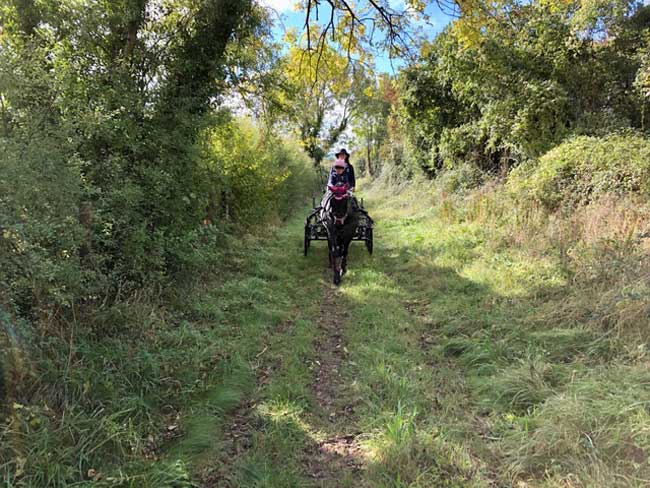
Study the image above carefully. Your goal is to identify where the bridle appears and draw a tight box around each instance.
[327,184,350,227]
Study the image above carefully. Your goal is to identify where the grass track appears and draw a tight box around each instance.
[168,185,649,487]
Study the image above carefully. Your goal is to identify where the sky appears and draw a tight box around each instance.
[259,0,454,74]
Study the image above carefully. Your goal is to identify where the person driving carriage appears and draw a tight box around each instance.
[321,149,357,209]
[327,148,356,191]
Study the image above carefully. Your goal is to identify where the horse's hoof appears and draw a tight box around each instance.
[333,271,341,285]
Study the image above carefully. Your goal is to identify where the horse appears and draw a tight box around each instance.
[320,184,359,285]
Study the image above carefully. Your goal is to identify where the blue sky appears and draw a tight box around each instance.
[259,1,454,74]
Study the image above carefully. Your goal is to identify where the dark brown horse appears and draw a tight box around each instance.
[320,184,359,285]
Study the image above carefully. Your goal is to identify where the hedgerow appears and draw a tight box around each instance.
[508,133,650,209]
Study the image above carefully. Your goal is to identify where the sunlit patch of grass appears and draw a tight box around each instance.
[380,402,418,448]
[461,252,566,298]
[436,336,512,376]
[227,400,313,488]
[363,360,419,411]
[254,400,311,452]
[476,358,569,414]
[528,327,615,363]
[343,269,401,298]
[366,408,483,487]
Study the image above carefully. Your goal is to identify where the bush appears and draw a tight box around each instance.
[438,123,485,170]
[435,163,485,194]
[508,134,650,209]
[0,134,86,317]
[199,117,315,227]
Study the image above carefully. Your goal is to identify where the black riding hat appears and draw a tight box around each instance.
[335,148,350,158]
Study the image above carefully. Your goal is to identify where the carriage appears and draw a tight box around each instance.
[303,195,374,256]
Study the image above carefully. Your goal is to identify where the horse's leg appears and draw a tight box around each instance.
[332,236,343,285]
[342,236,352,274]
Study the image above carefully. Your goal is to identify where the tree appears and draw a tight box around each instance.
[280,28,369,168]
[0,0,260,305]
[392,0,649,176]
[352,74,394,176]
[297,0,430,62]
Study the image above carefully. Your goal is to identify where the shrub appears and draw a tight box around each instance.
[199,117,315,227]
[435,163,485,194]
[508,134,650,209]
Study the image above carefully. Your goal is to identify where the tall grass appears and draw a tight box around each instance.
[354,148,650,485]
[0,204,321,485]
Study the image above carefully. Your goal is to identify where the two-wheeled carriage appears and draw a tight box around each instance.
[304,196,373,256]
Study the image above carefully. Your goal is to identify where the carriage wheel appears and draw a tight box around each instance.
[365,227,373,254]
[304,226,311,256]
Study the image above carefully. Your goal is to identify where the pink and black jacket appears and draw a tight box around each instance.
[327,164,356,189]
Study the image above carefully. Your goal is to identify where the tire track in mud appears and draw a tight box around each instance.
[304,277,366,486]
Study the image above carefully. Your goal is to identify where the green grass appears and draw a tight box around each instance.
[161,212,330,487]
[6,179,650,487]
[2,208,328,487]
[330,180,650,487]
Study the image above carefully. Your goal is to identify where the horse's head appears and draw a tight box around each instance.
[327,184,350,225]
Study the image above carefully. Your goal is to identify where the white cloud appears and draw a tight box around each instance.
[258,0,298,12]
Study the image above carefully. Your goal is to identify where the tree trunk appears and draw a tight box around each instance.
[158,0,254,117]
[0,94,10,137]
[12,0,40,35]
[366,135,373,177]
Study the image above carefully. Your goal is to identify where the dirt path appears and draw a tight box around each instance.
[198,400,255,487]
[199,277,368,488]
[170,211,377,487]
[304,277,366,486]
